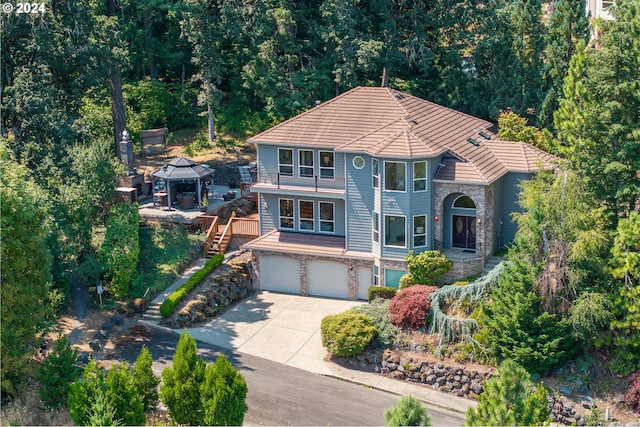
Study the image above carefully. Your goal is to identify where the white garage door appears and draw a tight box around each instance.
[307,260,348,298]
[260,256,300,294]
[357,267,371,300]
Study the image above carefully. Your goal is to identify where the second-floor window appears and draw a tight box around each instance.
[319,202,335,233]
[299,200,314,230]
[279,148,293,176]
[413,161,427,192]
[385,215,406,247]
[319,151,334,179]
[279,198,294,229]
[385,161,406,192]
[299,150,314,178]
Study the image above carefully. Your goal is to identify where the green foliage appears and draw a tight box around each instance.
[583,406,605,427]
[160,331,206,425]
[384,395,431,426]
[400,250,452,289]
[104,363,146,426]
[608,212,640,374]
[465,360,550,426]
[133,222,203,298]
[354,299,403,348]
[68,359,106,426]
[430,262,505,354]
[37,336,80,409]
[132,346,159,413]
[477,260,576,375]
[183,132,216,157]
[389,285,439,330]
[498,111,549,151]
[99,203,140,299]
[159,253,224,318]
[321,310,378,356]
[86,387,122,427]
[1,144,53,398]
[368,286,398,301]
[200,354,248,426]
[568,292,614,345]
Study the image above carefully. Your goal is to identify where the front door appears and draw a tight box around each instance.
[452,215,476,250]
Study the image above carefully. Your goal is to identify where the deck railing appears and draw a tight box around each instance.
[255,172,345,192]
[203,216,219,256]
[230,217,260,237]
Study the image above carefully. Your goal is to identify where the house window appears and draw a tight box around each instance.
[319,202,335,233]
[453,195,476,209]
[319,151,334,179]
[373,264,379,286]
[384,161,406,191]
[413,161,427,192]
[373,212,380,243]
[279,198,294,229]
[384,215,406,247]
[279,148,293,176]
[299,150,314,178]
[372,159,379,188]
[413,215,426,247]
[299,200,314,230]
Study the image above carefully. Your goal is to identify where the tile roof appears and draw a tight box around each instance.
[249,86,556,184]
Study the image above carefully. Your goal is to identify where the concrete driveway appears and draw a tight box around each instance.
[184,291,365,375]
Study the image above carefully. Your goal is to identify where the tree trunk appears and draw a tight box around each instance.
[206,80,215,141]
[107,0,126,157]
[143,9,159,79]
[381,67,389,88]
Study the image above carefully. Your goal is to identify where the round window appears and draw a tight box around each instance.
[353,156,365,169]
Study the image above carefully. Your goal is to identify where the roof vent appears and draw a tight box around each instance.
[411,119,418,124]
[466,137,480,147]
[395,93,405,99]
[478,131,492,140]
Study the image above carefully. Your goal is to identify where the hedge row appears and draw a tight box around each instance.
[368,286,398,301]
[160,254,224,318]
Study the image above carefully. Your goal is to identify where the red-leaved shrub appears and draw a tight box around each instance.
[626,369,640,413]
[388,285,439,330]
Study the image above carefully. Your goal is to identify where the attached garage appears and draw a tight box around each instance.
[307,260,349,299]
[260,256,300,294]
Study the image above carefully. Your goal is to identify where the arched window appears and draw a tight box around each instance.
[453,195,476,209]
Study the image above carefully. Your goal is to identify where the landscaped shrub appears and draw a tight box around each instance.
[626,369,640,413]
[159,254,224,318]
[368,286,398,301]
[355,299,403,348]
[399,250,453,289]
[321,310,378,356]
[389,285,439,330]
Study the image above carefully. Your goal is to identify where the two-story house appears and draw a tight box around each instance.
[244,86,555,300]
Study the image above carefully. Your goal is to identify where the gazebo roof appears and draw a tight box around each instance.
[152,157,214,181]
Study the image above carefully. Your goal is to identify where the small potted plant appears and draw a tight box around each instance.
[199,196,209,212]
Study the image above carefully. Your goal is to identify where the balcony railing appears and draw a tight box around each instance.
[254,172,345,192]
[434,239,484,261]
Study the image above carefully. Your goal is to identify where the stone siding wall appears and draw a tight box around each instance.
[441,258,483,284]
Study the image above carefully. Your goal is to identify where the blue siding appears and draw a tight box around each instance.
[260,193,345,236]
[493,178,504,251]
[345,154,374,252]
[257,145,345,180]
[501,172,531,245]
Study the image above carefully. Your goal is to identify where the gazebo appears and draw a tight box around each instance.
[152,157,214,210]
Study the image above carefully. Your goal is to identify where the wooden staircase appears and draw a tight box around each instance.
[203,216,259,257]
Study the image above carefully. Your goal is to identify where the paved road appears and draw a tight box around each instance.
[117,332,465,426]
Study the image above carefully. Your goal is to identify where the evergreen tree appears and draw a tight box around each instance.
[539,0,589,130]
[477,259,576,375]
[608,211,640,374]
[465,359,550,426]
[160,330,206,425]
[105,363,146,426]
[1,143,53,398]
[384,395,431,426]
[86,387,122,427]
[68,359,106,426]
[38,336,80,409]
[200,354,248,426]
[132,346,159,413]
